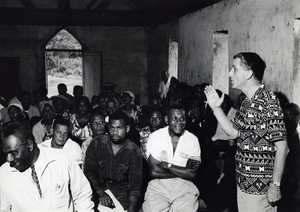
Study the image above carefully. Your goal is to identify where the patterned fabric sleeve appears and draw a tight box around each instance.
[265,94,287,143]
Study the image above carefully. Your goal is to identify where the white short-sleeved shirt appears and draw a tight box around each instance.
[146,126,201,167]
[41,138,83,165]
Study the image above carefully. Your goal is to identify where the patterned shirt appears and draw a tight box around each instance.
[232,85,286,194]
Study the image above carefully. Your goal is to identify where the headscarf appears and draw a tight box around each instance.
[122,91,135,102]
[8,98,23,111]
[39,100,53,113]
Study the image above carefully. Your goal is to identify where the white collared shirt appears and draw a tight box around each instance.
[146,126,201,167]
[0,146,94,212]
[40,138,83,165]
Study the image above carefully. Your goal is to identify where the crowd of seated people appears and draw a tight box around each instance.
[0,79,299,212]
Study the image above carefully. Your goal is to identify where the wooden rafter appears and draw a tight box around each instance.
[95,0,115,11]
[0,8,181,26]
[85,0,99,9]
[1,0,223,26]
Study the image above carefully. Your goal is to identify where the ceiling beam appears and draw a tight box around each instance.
[96,0,115,11]
[19,0,35,9]
[148,0,223,13]
[85,0,99,9]
[131,0,151,10]
[0,8,185,26]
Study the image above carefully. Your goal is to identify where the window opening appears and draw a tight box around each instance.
[45,29,82,97]
[213,31,229,94]
[293,18,300,106]
[168,41,178,79]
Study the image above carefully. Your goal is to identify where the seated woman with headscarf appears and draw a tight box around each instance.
[121,91,141,126]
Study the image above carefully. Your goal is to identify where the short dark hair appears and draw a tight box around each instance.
[148,106,164,118]
[109,111,129,126]
[106,96,120,108]
[233,52,266,82]
[89,111,105,123]
[75,96,91,113]
[73,85,83,97]
[2,121,35,144]
[73,85,83,92]
[58,83,66,89]
[53,116,70,129]
[167,104,186,117]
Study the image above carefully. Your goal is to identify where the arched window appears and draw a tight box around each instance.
[45,29,82,97]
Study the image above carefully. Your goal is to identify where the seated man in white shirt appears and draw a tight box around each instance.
[40,116,83,167]
[0,122,94,212]
[142,104,201,212]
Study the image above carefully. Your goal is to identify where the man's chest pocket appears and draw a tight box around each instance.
[49,176,70,208]
[117,164,129,181]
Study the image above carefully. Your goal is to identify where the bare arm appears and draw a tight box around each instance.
[148,155,200,181]
[272,140,288,183]
[267,140,288,203]
[204,85,238,139]
[148,155,176,179]
[127,195,139,212]
[165,159,200,180]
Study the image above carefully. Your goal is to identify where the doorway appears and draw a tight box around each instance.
[45,29,82,97]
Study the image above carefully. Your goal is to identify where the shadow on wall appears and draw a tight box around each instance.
[274,91,290,107]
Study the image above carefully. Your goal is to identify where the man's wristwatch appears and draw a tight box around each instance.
[271,180,281,187]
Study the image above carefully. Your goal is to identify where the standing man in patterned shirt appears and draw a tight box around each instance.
[204,52,287,212]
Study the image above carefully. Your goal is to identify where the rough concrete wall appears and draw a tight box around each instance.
[0,25,54,92]
[178,0,300,104]
[0,25,148,104]
[147,25,170,97]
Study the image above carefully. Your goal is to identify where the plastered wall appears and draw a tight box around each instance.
[179,0,300,104]
[1,0,300,106]
[148,0,300,105]
[0,25,149,104]
[147,25,170,97]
